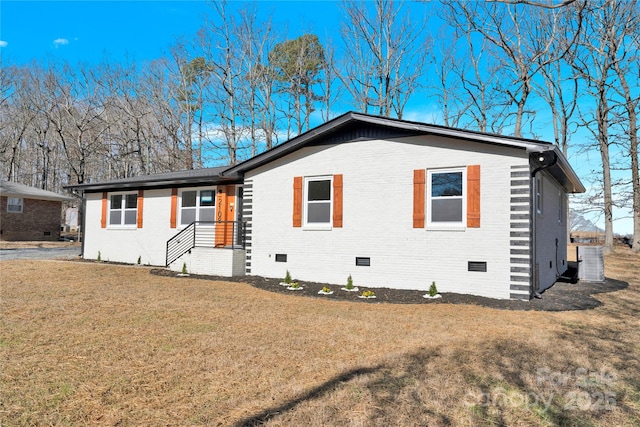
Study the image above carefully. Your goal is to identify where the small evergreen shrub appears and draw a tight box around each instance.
[428,281,439,297]
[346,274,354,290]
[284,270,292,284]
[181,262,188,275]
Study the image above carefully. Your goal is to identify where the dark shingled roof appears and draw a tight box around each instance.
[65,166,240,192]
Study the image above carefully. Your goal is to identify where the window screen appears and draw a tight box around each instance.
[306,178,331,224]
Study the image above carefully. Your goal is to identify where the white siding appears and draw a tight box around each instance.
[535,171,568,292]
[246,135,529,299]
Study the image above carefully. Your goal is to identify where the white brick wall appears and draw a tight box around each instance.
[246,135,530,299]
[170,247,246,276]
[84,189,177,265]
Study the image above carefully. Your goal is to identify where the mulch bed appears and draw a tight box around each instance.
[150,268,628,312]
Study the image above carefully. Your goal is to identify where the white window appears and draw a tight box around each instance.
[180,188,215,226]
[109,193,137,226]
[7,197,23,213]
[304,176,332,227]
[427,168,466,227]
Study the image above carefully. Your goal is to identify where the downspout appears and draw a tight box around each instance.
[530,150,558,298]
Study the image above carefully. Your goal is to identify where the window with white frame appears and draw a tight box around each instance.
[427,169,465,227]
[180,188,215,226]
[109,193,137,226]
[7,197,23,213]
[304,176,332,227]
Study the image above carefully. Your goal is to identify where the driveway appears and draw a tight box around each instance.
[0,246,81,261]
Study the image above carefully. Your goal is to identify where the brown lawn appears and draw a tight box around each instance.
[1,249,638,426]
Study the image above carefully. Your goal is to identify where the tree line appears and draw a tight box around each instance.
[1,0,638,252]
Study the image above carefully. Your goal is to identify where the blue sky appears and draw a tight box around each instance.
[0,1,343,65]
[0,1,635,235]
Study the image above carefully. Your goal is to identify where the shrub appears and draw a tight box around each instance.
[361,290,375,298]
[97,251,101,262]
[346,274,354,290]
[137,256,141,265]
[182,262,188,275]
[429,281,439,297]
[284,270,292,284]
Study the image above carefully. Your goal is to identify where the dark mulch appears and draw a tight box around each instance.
[150,268,628,312]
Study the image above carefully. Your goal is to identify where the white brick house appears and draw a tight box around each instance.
[223,112,584,300]
[68,112,584,300]
[68,167,246,276]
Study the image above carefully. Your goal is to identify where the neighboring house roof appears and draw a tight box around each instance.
[0,181,75,202]
[223,111,585,194]
[65,166,240,193]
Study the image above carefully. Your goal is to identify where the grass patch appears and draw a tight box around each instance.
[0,249,638,426]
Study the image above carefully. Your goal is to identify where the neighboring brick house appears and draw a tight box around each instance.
[0,181,75,241]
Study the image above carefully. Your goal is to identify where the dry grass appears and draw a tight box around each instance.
[1,249,638,426]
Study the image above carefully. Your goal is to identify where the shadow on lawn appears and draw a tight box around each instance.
[235,334,638,426]
[233,366,382,426]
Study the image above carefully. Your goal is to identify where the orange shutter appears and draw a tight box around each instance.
[467,165,481,228]
[101,192,108,228]
[137,190,144,228]
[170,188,178,228]
[333,174,343,228]
[293,177,303,227]
[413,170,425,228]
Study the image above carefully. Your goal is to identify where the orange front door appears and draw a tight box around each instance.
[214,185,236,247]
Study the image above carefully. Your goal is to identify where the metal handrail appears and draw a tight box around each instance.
[165,220,246,266]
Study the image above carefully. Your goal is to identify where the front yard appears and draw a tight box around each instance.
[1,250,638,426]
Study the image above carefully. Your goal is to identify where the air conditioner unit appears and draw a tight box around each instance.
[578,246,605,282]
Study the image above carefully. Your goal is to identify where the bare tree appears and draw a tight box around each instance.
[569,0,637,254]
[31,63,108,185]
[236,5,276,155]
[608,2,640,252]
[532,5,583,155]
[269,34,325,134]
[197,0,246,165]
[339,0,428,118]
[443,1,583,137]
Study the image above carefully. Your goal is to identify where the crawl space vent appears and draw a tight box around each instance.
[468,261,487,272]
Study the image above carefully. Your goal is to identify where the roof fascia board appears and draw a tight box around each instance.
[65,176,241,193]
